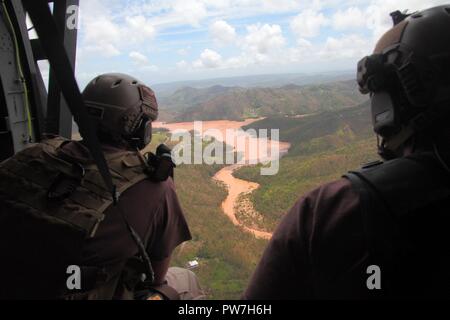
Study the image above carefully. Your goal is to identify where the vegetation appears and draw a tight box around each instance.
[77,83,377,299]
[145,132,267,299]
[171,163,267,299]
[234,101,380,231]
[143,131,169,153]
[235,193,268,232]
[148,99,380,298]
[159,81,367,122]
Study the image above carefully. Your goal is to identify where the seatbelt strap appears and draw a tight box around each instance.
[344,170,403,298]
[24,0,156,297]
[23,0,117,201]
[344,172,385,265]
[117,202,155,285]
[344,172,389,299]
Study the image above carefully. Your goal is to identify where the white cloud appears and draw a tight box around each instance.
[364,0,449,41]
[124,0,314,29]
[297,38,313,49]
[142,65,159,72]
[79,1,156,58]
[320,34,371,59]
[328,1,450,58]
[202,0,231,9]
[176,60,189,69]
[331,7,367,30]
[172,0,208,27]
[209,20,236,44]
[260,0,305,11]
[84,43,121,57]
[129,51,159,72]
[129,51,149,65]
[288,38,314,63]
[191,23,287,70]
[125,15,156,43]
[193,49,224,68]
[177,48,189,55]
[244,23,286,55]
[83,16,122,56]
[290,9,328,38]
[76,0,450,81]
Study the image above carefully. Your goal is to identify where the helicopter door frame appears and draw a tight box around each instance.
[44,0,79,139]
[0,0,44,161]
[0,0,79,161]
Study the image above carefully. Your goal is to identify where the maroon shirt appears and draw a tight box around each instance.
[243,178,372,299]
[60,141,192,268]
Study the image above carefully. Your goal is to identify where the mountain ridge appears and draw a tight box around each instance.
[159,80,366,122]
[151,70,355,98]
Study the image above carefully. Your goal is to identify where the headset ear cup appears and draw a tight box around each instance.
[371,91,397,136]
[130,119,152,150]
[143,121,152,146]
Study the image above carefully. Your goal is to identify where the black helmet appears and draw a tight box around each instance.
[357,5,450,159]
[82,73,158,150]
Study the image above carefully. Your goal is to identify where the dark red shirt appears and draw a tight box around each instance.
[60,141,192,268]
[243,178,372,299]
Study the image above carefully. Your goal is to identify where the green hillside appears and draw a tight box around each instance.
[159,80,367,122]
[146,100,379,298]
[234,101,380,231]
[171,163,267,299]
[159,85,240,111]
[145,134,266,299]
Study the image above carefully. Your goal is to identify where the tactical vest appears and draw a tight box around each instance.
[0,136,151,299]
[344,153,450,298]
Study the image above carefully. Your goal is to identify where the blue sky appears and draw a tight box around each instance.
[54,0,449,87]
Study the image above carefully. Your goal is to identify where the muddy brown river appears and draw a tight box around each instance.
[154,119,290,240]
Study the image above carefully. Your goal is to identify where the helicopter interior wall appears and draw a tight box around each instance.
[0,0,78,158]
[0,77,14,162]
[0,2,27,160]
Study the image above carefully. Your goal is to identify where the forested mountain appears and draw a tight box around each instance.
[158,80,367,122]
[234,101,379,231]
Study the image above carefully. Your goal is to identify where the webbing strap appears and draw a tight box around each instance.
[23,1,155,296]
[23,0,116,201]
[343,171,399,298]
[117,202,155,286]
[344,172,391,264]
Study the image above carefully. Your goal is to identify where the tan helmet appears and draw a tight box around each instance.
[82,73,158,149]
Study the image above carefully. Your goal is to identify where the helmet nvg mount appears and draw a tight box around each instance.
[357,5,450,159]
[82,73,158,150]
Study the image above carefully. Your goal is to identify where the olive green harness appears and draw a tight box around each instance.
[0,136,151,299]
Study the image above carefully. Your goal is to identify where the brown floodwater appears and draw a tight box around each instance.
[155,119,291,240]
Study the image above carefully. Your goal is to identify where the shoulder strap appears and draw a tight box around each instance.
[344,170,399,298]
[24,0,117,202]
[348,154,450,217]
[344,154,450,297]
[41,135,68,149]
